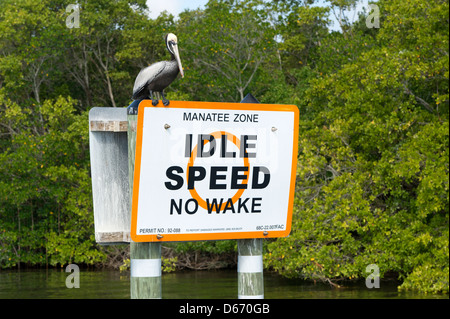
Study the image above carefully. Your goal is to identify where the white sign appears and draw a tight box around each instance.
[131,100,299,242]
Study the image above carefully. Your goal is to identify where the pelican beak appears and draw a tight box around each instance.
[173,44,184,78]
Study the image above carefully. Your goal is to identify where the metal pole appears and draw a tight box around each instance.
[237,93,264,299]
[127,101,162,299]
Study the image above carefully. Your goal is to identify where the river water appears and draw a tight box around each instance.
[0,268,446,299]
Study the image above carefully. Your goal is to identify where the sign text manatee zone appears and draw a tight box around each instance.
[130,100,299,242]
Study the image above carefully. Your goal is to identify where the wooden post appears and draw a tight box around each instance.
[89,107,131,244]
[127,101,162,299]
[238,239,264,299]
[238,93,264,299]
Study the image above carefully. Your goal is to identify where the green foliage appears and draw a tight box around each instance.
[0,96,106,268]
[161,256,178,273]
[265,0,449,294]
[119,258,130,273]
[175,0,278,102]
[171,240,237,255]
[399,262,449,294]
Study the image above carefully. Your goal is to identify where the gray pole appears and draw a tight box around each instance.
[127,101,162,299]
[237,94,264,299]
[237,239,264,298]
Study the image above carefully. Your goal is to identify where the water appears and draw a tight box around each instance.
[0,268,446,299]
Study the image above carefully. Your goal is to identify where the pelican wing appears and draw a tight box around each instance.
[132,61,166,99]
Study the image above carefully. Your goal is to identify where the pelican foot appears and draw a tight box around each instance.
[162,99,170,106]
[152,99,159,106]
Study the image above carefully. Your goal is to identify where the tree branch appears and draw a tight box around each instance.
[403,84,436,114]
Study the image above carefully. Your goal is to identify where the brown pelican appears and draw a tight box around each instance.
[132,33,184,106]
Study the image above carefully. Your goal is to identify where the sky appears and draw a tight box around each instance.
[145,0,370,31]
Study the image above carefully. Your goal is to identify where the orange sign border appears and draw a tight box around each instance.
[130,100,299,242]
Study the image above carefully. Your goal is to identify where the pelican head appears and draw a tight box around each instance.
[165,33,184,78]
